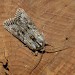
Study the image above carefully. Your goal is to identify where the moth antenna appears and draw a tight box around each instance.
[45,43,50,46]
[30,52,43,75]
[45,33,71,53]
[45,45,70,53]
[45,37,70,53]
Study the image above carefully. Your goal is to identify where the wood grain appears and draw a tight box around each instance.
[0,0,75,75]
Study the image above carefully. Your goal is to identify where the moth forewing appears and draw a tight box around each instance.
[3,8,45,54]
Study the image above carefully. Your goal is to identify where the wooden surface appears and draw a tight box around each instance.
[0,0,75,75]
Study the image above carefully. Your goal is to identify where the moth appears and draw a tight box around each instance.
[3,8,47,56]
[3,8,69,74]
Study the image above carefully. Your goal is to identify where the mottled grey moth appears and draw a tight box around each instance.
[3,8,70,74]
[3,8,46,55]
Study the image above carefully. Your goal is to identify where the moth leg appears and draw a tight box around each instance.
[40,49,44,52]
[34,51,38,56]
[31,51,38,56]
